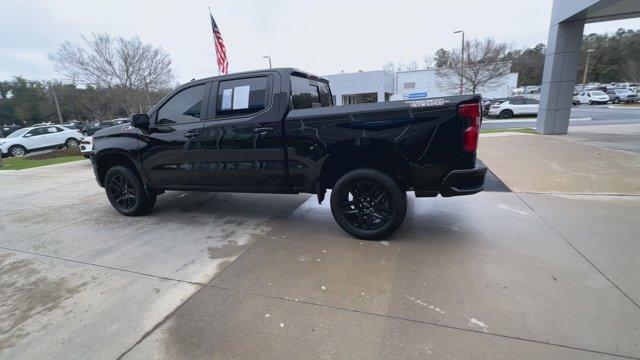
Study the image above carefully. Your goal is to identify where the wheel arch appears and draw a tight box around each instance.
[7,143,27,156]
[94,150,146,187]
[318,143,411,190]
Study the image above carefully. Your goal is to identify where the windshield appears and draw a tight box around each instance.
[6,128,29,138]
[591,91,607,96]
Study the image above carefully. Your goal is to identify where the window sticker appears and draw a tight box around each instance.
[233,85,250,109]
[221,88,233,110]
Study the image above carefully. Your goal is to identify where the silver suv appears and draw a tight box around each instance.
[607,88,637,104]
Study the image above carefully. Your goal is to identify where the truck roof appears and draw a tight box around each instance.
[188,68,327,84]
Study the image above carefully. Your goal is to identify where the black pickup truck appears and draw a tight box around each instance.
[91,68,486,239]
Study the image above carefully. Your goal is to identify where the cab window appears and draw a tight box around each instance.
[291,76,333,109]
[216,77,268,118]
[157,84,205,125]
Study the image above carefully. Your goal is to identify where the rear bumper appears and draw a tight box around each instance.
[438,164,487,197]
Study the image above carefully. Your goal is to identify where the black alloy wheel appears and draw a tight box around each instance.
[330,168,407,240]
[341,180,392,231]
[109,173,138,211]
[104,165,156,216]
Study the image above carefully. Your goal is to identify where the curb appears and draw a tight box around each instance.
[608,105,640,110]
[483,117,591,124]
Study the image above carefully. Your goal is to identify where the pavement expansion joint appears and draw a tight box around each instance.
[204,283,640,360]
[513,192,640,310]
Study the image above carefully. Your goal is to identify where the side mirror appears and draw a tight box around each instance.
[24,133,32,137]
[130,113,150,128]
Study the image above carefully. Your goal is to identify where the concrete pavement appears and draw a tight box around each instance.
[478,128,640,195]
[125,192,640,359]
[0,160,309,359]
[2,126,640,359]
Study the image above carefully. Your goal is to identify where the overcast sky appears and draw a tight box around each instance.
[1,0,638,83]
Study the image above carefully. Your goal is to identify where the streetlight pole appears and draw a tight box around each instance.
[262,55,272,69]
[51,85,63,124]
[454,30,465,95]
[582,49,594,90]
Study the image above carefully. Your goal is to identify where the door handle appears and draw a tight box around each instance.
[183,132,199,138]
[253,127,275,134]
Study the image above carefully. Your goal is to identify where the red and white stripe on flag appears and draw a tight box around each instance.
[210,14,228,74]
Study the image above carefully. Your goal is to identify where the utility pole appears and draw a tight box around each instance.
[582,49,594,90]
[454,30,465,95]
[51,85,63,124]
[262,55,272,69]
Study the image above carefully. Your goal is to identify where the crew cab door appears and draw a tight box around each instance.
[138,82,210,188]
[202,73,287,189]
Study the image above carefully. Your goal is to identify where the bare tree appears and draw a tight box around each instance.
[383,62,398,73]
[423,54,433,69]
[436,38,510,95]
[407,60,419,71]
[49,33,175,114]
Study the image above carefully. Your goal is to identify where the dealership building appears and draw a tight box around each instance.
[324,68,518,106]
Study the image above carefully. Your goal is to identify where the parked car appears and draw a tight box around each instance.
[577,90,610,105]
[79,136,93,158]
[488,97,539,118]
[0,125,83,157]
[110,118,130,126]
[572,93,580,106]
[606,88,637,104]
[1,124,22,138]
[482,97,508,116]
[90,68,487,240]
[82,121,115,136]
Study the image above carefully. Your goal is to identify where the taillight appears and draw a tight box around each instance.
[458,103,481,152]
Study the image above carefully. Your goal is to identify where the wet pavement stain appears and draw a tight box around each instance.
[0,253,88,351]
[207,241,243,260]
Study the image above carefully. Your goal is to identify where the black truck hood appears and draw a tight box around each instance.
[93,123,135,138]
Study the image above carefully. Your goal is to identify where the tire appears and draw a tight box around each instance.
[104,165,156,216]
[330,168,407,240]
[614,98,620,104]
[8,145,27,157]
[499,110,513,119]
[65,138,79,148]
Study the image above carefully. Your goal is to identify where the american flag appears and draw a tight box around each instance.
[209,13,228,74]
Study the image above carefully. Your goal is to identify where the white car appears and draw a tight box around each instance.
[488,98,539,119]
[0,125,83,157]
[79,136,93,158]
[577,90,609,105]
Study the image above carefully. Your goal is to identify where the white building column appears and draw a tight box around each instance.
[536,20,585,135]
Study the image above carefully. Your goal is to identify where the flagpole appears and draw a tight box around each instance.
[209,6,220,76]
